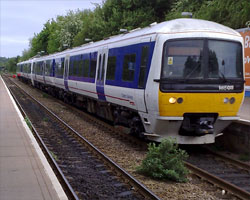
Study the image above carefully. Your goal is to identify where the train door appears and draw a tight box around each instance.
[63,55,70,91]
[135,38,152,112]
[96,47,108,101]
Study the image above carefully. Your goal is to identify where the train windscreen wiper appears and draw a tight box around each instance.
[218,71,228,83]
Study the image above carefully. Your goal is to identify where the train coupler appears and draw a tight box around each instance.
[179,113,218,136]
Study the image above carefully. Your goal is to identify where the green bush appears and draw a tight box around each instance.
[136,138,189,182]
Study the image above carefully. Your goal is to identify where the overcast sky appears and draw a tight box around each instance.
[0,0,103,58]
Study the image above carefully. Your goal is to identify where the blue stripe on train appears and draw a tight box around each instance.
[96,84,106,101]
[105,41,155,89]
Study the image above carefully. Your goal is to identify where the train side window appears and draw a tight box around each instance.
[73,60,78,76]
[54,58,64,77]
[33,63,36,74]
[138,45,149,88]
[29,64,31,73]
[69,58,74,76]
[78,60,84,77]
[36,62,40,75]
[106,56,116,81]
[45,60,51,76]
[39,62,43,75]
[60,59,64,76]
[90,53,97,78]
[83,59,90,77]
[122,54,136,82]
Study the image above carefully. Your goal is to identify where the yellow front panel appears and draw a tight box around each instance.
[159,91,244,117]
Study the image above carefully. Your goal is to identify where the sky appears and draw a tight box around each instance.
[0,0,103,58]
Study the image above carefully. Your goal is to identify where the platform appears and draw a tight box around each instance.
[238,96,250,122]
[0,76,67,200]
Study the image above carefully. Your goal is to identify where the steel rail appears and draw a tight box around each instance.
[4,77,79,200]
[203,147,250,171]
[5,75,160,200]
[185,162,250,200]
[237,119,250,126]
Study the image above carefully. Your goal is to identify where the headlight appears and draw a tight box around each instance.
[230,97,235,104]
[223,98,229,104]
[177,97,183,104]
[169,97,176,104]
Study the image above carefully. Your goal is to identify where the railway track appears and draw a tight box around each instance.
[4,74,250,200]
[3,75,160,200]
[185,147,250,200]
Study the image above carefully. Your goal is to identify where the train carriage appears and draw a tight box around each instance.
[17,18,245,144]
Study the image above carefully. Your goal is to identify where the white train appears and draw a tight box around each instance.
[17,18,245,144]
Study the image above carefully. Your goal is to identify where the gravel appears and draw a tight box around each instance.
[12,77,239,200]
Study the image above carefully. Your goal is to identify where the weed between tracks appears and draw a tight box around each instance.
[136,138,189,183]
[24,116,32,130]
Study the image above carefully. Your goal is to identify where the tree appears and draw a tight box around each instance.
[165,0,250,29]
[5,56,19,73]
[55,10,84,51]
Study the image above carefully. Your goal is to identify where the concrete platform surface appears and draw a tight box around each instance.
[0,76,67,200]
[239,97,250,121]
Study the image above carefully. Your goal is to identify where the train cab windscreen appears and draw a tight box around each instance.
[160,39,244,92]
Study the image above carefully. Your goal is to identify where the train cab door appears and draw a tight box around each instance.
[63,55,70,91]
[96,47,108,101]
[135,37,152,113]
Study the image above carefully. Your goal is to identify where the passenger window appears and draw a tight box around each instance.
[61,60,64,76]
[39,62,43,75]
[45,60,51,76]
[73,60,78,76]
[69,60,73,76]
[138,46,149,88]
[83,59,90,77]
[122,54,136,82]
[106,56,116,81]
[28,64,31,73]
[90,52,97,78]
[78,60,84,77]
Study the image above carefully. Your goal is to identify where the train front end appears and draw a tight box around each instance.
[145,19,245,144]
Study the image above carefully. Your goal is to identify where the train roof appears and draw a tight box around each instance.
[19,18,241,63]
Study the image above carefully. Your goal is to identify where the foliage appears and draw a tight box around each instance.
[19,0,250,61]
[166,0,250,29]
[55,10,85,51]
[136,138,189,182]
[25,116,32,130]
[0,57,8,67]
[4,56,20,73]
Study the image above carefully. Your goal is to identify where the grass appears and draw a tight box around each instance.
[42,93,49,98]
[43,117,48,122]
[239,153,250,162]
[50,151,59,161]
[24,116,32,130]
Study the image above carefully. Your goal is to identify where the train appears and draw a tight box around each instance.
[16,18,245,144]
